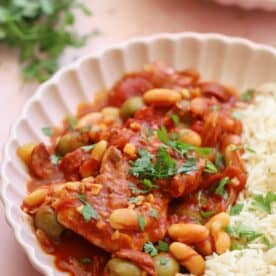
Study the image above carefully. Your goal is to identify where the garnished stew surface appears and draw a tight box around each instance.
[20,63,248,276]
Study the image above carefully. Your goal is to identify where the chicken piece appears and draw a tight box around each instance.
[36,146,169,253]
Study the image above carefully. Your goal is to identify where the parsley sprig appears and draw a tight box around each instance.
[77,194,98,222]
[252,192,276,214]
[0,0,91,82]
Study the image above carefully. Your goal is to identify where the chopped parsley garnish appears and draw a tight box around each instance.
[81,144,95,152]
[50,154,61,165]
[141,179,153,190]
[252,192,276,214]
[171,114,180,126]
[230,242,244,251]
[67,116,78,130]
[138,215,145,231]
[79,257,92,264]
[144,241,158,257]
[82,203,98,222]
[240,89,255,102]
[226,223,263,243]
[169,132,179,141]
[215,177,230,199]
[204,160,218,174]
[177,157,197,174]
[200,210,215,218]
[128,197,139,204]
[129,149,154,178]
[158,240,169,252]
[150,208,159,218]
[154,147,177,178]
[214,151,225,169]
[230,145,256,154]
[230,203,244,216]
[232,111,243,120]
[159,257,169,265]
[128,182,148,195]
[77,194,98,222]
[42,127,52,137]
[157,126,170,144]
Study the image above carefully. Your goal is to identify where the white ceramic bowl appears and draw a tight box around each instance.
[215,0,276,11]
[2,33,276,275]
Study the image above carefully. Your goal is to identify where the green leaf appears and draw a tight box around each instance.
[82,203,98,222]
[157,126,170,144]
[171,114,180,126]
[77,194,87,204]
[144,241,158,257]
[138,215,145,231]
[240,89,255,102]
[42,127,52,137]
[154,147,176,178]
[200,210,215,218]
[50,154,60,165]
[230,242,244,251]
[128,197,139,204]
[159,257,169,265]
[79,257,92,264]
[67,116,78,130]
[215,177,230,199]
[226,223,263,243]
[158,240,169,252]
[232,111,243,120]
[150,208,159,218]
[230,203,244,216]
[128,182,148,195]
[214,151,225,168]
[81,144,95,152]
[252,192,276,214]
[204,160,218,174]
[177,157,197,174]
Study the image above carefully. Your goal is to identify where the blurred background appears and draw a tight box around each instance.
[1,0,276,275]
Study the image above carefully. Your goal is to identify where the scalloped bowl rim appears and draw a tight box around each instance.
[2,32,276,275]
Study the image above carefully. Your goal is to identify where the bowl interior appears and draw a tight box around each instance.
[2,33,276,275]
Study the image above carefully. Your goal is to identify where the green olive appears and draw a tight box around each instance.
[120,97,144,120]
[153,254,180,276]
[34,206,64,240]
[57,132,84,155]
[105,258,142,276]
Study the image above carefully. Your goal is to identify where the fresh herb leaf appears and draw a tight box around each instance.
[204,160,218,174]
[240,89,255,102]
[262,236,272,248]
[232,111,243,120]
[81,203,98,222]
[214,151,225,168]
[158,240,169,252]
[128,182,148,195]
[142,179,153,190]
[129,149,154,178]
[128,197,139,204]
[144,241,158,257]
[177,157,197,174]
[81,144,95,152]
[138,215,145,231]
[157,126,170,144]
[215,177,230,199]
[42,127,52,137]
[245,147,256,153]
[154,147,176,179]
[50,154,60,165]
[169,132,179,141]
[252,192,276,214]
[230,242,244,251]
[230,203,244,216]
[0,1,91,82]
[226,224,263,243]
[200,210,215,218]
[67,116,78,130]
[171,114,180,126]
[150,208,159,218]
[159,257,169,265]
[77,194,87,203]
[79,257,92,264]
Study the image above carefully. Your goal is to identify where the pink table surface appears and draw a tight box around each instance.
[1,0,276,275]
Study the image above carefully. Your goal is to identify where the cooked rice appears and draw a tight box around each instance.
[205,83,276,276]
